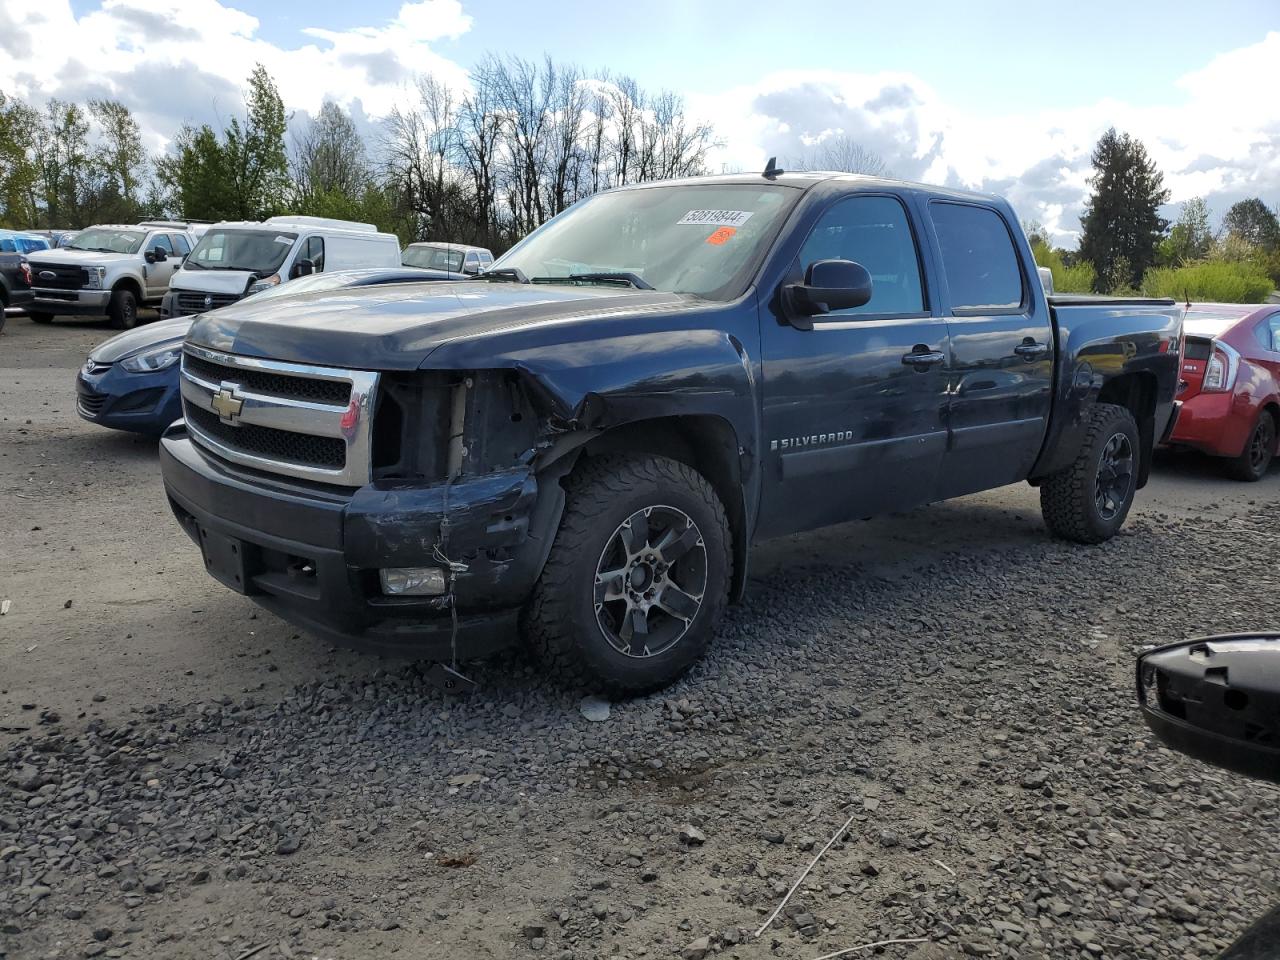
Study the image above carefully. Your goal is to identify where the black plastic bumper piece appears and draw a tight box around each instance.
[159,427,558,659]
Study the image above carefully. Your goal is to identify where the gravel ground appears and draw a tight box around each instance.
[2,315,1278,960]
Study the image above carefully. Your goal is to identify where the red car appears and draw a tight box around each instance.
[1169,302,1280,480]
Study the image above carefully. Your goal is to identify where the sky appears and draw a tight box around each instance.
[3,0,1279,246]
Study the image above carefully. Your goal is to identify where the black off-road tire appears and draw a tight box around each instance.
[28,311,53,324]
[108,288,139,330]
[1040,402,1140,544]
[524,454,731,696]
[1222,410,1276,482]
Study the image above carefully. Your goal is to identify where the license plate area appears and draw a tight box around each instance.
[199,527,254,594]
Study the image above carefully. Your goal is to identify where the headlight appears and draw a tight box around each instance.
[85,266,106,290]
[247,273,281,295]
[120,344,182,373]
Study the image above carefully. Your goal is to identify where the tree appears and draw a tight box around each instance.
[1222,198,1280,252]
[1159,196,1212,265]
[160,65,289,221]
[793,135,889,177]
[1078,128,1170,292]
[35,100,99,228]
[292,100,368,203]
[89,99,148,220]
[0,91,41,227]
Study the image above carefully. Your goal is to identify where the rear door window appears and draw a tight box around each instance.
[929,202,1025,312]
[171,234,191,256]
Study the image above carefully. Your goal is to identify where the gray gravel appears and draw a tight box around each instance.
[4,506,1280,959]
[2,319,1279,960]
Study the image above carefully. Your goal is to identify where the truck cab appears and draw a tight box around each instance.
[26,221,201,329]
[161,217,403,319]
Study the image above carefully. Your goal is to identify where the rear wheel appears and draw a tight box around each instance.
[524,454,731,695]
[1040,402,1140,544]
[1223,410,1276,482]
[108,288,138,330]
[28,311,53,324]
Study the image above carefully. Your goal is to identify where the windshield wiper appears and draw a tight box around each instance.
[184,259,207,270]
[568,272,654,290]
[475,267,530,284]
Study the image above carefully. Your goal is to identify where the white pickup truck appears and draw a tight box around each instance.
[26,221,203,329]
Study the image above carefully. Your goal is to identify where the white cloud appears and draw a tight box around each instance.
[3,0,473,149]
[693,31,1280,246]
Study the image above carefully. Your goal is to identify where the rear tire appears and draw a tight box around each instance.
[28,311,53,324]
[524,454,731,696]
[108,288,139,330]
[1040,402,1140,544]
[1223,410,1276,482]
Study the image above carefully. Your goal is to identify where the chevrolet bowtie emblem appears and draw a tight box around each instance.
[210,385,244,424]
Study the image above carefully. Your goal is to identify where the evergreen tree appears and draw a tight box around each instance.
[1078,128,1170,292]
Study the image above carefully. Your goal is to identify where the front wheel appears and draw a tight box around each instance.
[524,454,731,695]
[1040,402,1140,544]
[1223,410,1276,482]
[108,288,138,330]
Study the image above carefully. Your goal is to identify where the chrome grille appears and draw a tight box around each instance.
[180,344,379,486]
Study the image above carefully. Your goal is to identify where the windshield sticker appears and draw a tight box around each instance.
[274,235,293,244]
[705,226,737,246]
[677,209,754,227]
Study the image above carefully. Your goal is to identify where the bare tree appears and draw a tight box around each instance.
[792,135,889,177]
[292,100,368,201]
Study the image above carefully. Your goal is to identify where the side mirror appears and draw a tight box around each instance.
[152,246,168,263]
[1137,633,1280,784]
[290,258,315,280]
[784,259,873,325]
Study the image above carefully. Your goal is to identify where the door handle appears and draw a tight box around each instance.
[901,346,945,369]
[1014,339,1049,361]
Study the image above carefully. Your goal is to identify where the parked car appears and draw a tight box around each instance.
[160,216,403,319]
[0,229,52,256]
[76,268,458,435]
[402,241,493,275]
[0,235,37,332]
[26,221,203,329]
[160,169,1183,693]
[1164,303,1280,481]
[23,229,79,249]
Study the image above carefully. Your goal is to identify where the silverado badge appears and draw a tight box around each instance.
[211,385,244,424]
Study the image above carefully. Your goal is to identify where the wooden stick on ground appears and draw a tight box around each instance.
[754,811,858,938]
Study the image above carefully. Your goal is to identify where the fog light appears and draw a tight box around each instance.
[379,567,447,596]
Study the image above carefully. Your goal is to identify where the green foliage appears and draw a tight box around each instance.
[0,91,40,227]
[1079,128,1170,292]
[1159,197,1212,266]
[161,65,290,221]
[1031,239,1096,294]
[88,99,149,222]
[1142,260,1275,303]
[1222,197,1280,252]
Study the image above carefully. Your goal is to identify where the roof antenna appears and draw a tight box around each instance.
[762,156,784,180]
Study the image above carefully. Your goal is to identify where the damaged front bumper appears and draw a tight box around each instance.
[159,423,563,657]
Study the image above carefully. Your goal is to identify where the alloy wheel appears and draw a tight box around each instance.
[593,505,707,659]
[1095,432,1134,521]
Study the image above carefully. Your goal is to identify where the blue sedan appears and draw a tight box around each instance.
[75,267,459,436]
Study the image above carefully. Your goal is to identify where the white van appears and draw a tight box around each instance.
[161,216,401,318]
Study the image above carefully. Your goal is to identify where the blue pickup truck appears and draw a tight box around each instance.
[160,168,1184,692]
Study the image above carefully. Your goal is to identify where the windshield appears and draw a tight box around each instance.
[492,183,800,299]
[403,244,464,271]
[187,229,298,273]
[67,229,146,254]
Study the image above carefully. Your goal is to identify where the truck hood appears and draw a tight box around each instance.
[28,248,135,268]
[91,317,194,362]
[186,282,702,371]
[169,269,256,295]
